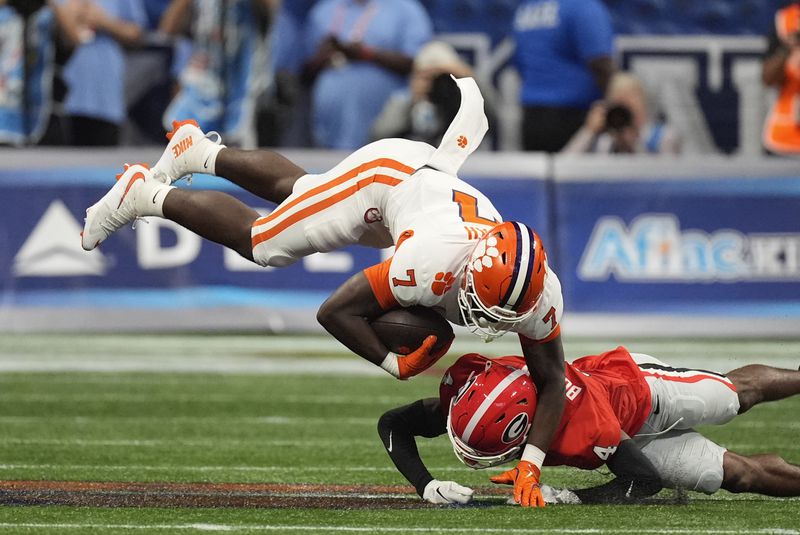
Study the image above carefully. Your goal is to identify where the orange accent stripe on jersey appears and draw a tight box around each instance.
[517,324,561,345]
[538,324,561,344]
[640,370,737,392]
[252,174,403,247]
[364,258,398,311]
[252,158,414,229]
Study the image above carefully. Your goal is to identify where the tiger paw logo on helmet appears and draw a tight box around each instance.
[431,271,455,296]
[470,236,500,273]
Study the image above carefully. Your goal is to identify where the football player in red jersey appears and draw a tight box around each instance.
[81,77,564,505]
[378,347,800,504]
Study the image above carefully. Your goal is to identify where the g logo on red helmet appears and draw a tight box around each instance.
[501,412,529,444]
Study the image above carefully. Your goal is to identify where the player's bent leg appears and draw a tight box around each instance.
[152,119,306,205]
[640,372,739,431]
[638,429,726,494]
[722,451,800,496]
[726,365,800,413]
[214,148,306,204]
[163,189,260,261]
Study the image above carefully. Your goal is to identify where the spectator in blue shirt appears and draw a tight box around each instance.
[60,0,147,146]
[513,0,615,152]
[160,0,275,147]
[0,1,57,145]
[302,0,432,150]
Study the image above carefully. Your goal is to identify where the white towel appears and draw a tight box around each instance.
[424,76,489,176]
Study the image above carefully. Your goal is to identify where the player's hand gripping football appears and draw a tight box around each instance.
[396,335,451,379]
[490,460,546,507]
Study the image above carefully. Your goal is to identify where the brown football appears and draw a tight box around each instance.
[371,306,454,355]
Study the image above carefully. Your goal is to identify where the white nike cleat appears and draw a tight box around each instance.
[152,119,225,184]
[81,163,163,251]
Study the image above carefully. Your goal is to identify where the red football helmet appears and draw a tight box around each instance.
[458,221,548,341]
[446,359,537,469]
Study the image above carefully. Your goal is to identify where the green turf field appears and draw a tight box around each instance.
[0,334,799,534]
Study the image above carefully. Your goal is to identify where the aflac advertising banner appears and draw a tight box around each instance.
[556,177,800,316]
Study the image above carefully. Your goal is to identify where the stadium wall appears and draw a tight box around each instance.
[1,149,799,337]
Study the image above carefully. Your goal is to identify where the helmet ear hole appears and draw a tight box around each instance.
[517,398,528,405]
[501,252,507,264]
[494,413,505,423]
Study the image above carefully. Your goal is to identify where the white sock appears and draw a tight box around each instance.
[201,143,225,175]
[136,182,175,218]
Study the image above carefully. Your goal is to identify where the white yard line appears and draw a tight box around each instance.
[0,524,795,534]
[0,393,410,404]
[0,437,377,448]
[0,463,493,474]
[0,336,797,374]
[0,356,386,376]
[1,437,796,453]
[0,415,378,425]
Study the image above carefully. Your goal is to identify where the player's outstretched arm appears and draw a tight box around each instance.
[492,334,567,507]
[521,334,566,452]
[378,398,473,505]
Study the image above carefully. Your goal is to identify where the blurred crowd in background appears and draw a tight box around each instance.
[0,0,796,155]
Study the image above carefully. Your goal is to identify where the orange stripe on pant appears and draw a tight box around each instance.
[252,174,403,248]
[640,371,737,392]
[253,158,414,230]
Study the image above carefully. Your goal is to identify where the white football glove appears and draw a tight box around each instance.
[423,479,474,505]
[539,484,582,505]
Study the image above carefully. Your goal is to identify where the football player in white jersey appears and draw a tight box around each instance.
[80,78,563,506]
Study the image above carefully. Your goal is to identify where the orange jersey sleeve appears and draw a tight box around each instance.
[364,258,399,311]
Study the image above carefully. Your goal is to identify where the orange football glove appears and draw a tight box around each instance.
[490,460,546,507]
[397,335,447,379]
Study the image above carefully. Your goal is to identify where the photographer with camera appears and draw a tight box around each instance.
[563,72,681,155]
[370,41,492,147]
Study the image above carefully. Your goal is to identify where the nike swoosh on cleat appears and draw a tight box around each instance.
[204,155,211,169]
[117,172,146,208]
[625,481,634,498]
[152,191,160,204]
[387,431,393,452]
